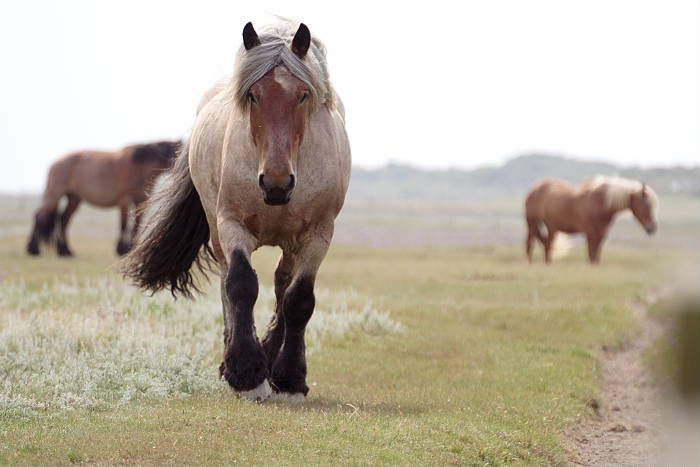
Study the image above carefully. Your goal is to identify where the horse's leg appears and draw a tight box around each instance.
[525,219,540,263]
[526,231,535,263]
[261,252,295,369]
[56,194,81,257]
[131,205,144,243]
[27,207,46,256]
[129,196,147,248]
[271,231,331,399]
[544,229,558,264]
[116,203,131,256]
[586,232,604,265]
[27,195,61,256]
[218,222,270,401]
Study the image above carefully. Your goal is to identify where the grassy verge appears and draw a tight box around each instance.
[0,230,683,465]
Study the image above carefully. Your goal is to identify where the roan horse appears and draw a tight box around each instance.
[525,176,659,264]
[123,21,351,402]
[27,141,179,257]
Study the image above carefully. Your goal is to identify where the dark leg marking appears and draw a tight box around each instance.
[220,250,269,391]
[271,275,315,395]
[57,194,80,257]
[261,260,293,368]
[26,227,40,256]
[116,205,131,256]
[27,205,57,256]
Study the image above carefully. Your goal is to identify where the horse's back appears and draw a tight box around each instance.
[526,180,564,215]
[525,179,578,221]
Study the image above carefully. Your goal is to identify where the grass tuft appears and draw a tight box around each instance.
[0,279,401,417]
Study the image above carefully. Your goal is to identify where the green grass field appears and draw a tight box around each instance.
[0,195,697,465]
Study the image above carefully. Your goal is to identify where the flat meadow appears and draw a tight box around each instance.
[0,194,697,465]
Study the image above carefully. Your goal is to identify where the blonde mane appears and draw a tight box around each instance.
[586,175,659,212]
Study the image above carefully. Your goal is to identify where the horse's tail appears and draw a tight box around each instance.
[551,233,573,260]
[27,163,64,254]
[35,207,58,244]
[121,140,215,298]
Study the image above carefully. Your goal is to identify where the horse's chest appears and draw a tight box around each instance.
[238,206,313,247]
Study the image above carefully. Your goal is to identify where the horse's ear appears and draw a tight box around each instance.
[243,22,260,51]
[641,182,648,197]
[291,23,311,58]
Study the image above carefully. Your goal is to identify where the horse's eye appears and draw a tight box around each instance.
[299,92,309,104]
[247,92,257,104]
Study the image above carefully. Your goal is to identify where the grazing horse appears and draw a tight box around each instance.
[525,176,659,264]
[123,21,351,402]
[27,141,179,257]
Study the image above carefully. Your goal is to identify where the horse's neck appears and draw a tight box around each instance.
[608,190,631,214]
[591,181,632,213]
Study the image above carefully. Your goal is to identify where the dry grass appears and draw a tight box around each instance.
[0,278,402,417]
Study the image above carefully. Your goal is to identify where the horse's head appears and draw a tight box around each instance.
[241,22,313,206]
[629,183,659,235]
[132,141,180,169]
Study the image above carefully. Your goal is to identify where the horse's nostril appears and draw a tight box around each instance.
[287,174,296,191]
[258,174,266,190]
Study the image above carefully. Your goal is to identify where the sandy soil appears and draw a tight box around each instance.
[566,290,669,466]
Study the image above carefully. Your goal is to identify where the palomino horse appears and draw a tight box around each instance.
[525,176,659,264]
[123,21,351,402]
[27,141,179,257]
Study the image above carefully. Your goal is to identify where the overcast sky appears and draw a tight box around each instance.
[1,0,698,192]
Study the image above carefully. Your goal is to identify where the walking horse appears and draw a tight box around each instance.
[123,21,351,402]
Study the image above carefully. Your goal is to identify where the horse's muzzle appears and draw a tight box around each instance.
[259,173,295,205]
[263,187,293,205]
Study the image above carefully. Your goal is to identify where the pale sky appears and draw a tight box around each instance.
[1,0,698,193]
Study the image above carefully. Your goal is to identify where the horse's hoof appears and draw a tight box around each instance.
[271,392,306,403]
[237,379,272,403]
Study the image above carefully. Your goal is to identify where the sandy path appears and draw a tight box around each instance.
[566,290,668,466]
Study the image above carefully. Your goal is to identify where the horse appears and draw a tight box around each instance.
[27,140,180,257]
[525,176,659,264]
[122,21,351,402]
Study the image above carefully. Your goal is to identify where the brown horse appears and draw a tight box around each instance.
[27,141,179,257]
[525,176,659,264]
[123,21,351,402]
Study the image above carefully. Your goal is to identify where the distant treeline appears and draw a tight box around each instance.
[349,154,700,202]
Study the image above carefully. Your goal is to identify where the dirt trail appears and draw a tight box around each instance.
[566,290,668,467]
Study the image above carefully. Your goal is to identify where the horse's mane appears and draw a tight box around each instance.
[131,141,181,164]
[585,175,659,211]
[230,20,334,112]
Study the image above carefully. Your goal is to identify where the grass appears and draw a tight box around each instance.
[0,277,401,415]
[0,194,696,465]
